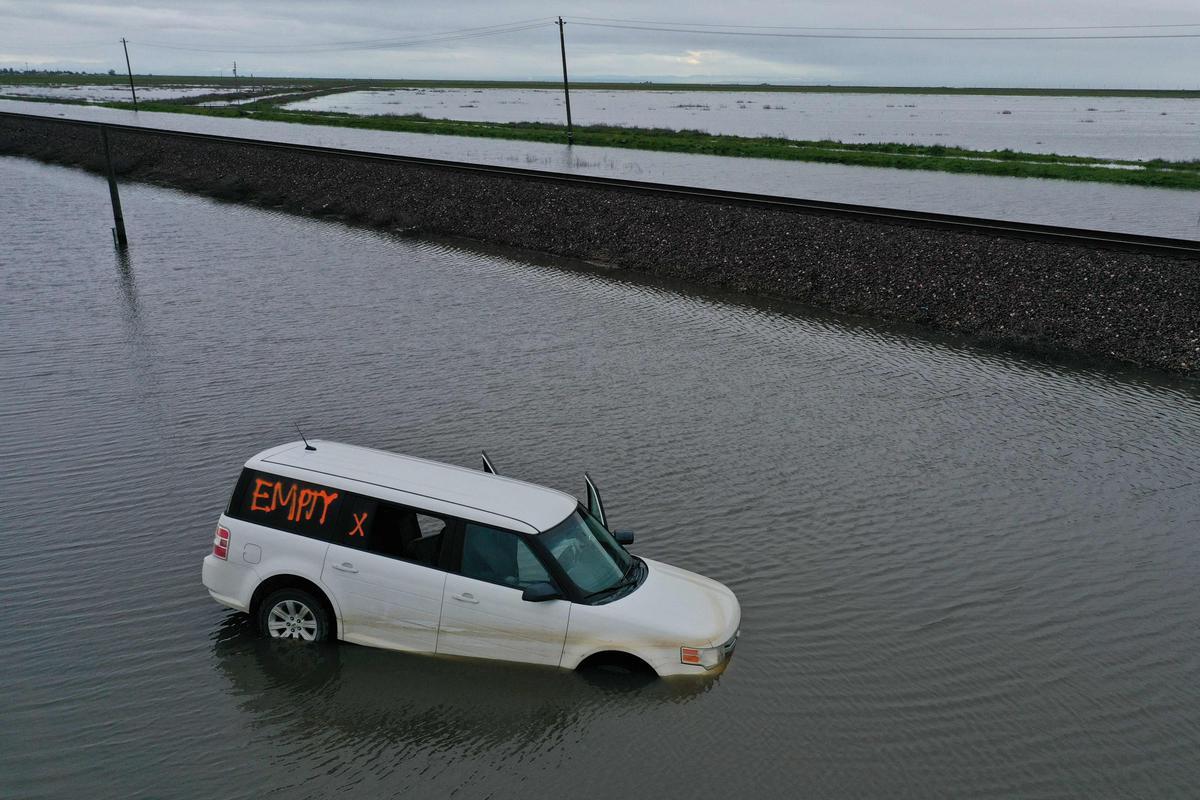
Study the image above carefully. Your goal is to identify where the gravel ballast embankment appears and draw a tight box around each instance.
[3,115,1197,376]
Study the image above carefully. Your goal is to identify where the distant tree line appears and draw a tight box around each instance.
[0,68,117,75]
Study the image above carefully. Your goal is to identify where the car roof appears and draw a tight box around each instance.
[247,440,578,533]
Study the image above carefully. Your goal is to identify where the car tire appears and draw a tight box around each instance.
[258,588,331,644]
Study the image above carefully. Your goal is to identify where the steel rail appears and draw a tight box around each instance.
[3,108,1198,258]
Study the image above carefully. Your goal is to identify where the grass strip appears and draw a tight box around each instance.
[92,100,1200,190]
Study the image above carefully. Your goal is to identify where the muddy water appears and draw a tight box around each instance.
[2,155,1199,799]
[5,99,1200,241]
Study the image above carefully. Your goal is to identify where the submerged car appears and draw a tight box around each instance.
[202,441,740,677]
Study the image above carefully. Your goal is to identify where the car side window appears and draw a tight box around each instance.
[459,523,553,590]
[347,501,447,568]
[334,495,376,550]
[398,509,446,567]
[238,470,345,539]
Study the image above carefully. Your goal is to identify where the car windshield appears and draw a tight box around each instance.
[540,508,634,596]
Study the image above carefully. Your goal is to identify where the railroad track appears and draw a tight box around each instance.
[4,108,1199,258]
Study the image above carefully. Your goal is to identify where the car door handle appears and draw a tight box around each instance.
[452,592,479,604]
[331,562,358,574]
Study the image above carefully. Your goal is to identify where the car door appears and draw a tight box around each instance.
[584,473,606,527]
[437,521,570,666]
[321,496,449,653]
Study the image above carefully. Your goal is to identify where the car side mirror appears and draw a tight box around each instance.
[521,581,562,602]
[614,530,635,546]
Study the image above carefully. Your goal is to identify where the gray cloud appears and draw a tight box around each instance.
[1,0,1198,87]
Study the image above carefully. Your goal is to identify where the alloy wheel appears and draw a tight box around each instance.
[266,599,318,641]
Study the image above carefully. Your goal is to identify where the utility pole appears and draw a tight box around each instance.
[556,16,574,144]
[121,38,137,110]
[232,60,239,94]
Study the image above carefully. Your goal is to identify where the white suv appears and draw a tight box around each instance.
[202,441,740,677]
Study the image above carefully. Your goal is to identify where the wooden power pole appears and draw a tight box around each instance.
[120,38,137,110]
[556,16,574,144]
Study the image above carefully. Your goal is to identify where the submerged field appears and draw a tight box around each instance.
[5,74,1200,97]
[103,98,1200,190]
[6,76,1200,188]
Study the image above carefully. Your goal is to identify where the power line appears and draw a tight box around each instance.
[131,19,551,55]
[568,20,1200,41]
[275,18,551,48]
[27,39,121,48]
[568,15,1200,33]
[133,21,549,54]
[56,16,1200,60]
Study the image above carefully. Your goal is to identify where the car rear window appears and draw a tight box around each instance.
[234,469,346,538]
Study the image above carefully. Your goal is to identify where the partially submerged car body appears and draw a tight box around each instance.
[202,441,740,676]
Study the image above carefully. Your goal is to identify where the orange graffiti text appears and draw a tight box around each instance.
[249,477,339,525]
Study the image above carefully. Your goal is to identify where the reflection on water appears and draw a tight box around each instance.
[212,613,703,748]
[114,247,140,324]
[3,155,1200,799]
[209,615,705,796]
[5,99,1200,240]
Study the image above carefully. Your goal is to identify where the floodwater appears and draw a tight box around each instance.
[0,84,218,103]
[3,154,1199,799]
[286,87,1200,161]
[5,100,1200,240]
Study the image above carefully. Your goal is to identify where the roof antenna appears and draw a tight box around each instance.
[295,422,316,451]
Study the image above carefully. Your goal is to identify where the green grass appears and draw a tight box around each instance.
[4,73,1199,98]
[94,100,1200,190]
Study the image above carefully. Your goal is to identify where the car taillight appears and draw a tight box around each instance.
[212,525,230,560]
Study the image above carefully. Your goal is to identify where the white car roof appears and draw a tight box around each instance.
[247,440,578,533]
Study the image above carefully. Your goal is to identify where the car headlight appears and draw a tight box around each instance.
[680,645,723,669]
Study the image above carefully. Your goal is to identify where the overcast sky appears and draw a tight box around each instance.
[2,1,1198,88]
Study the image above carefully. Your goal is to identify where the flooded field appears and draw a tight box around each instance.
[5,100,1200,240]
[0,84,218,102]
[286,87,1200,161]
[2,155,1199,798]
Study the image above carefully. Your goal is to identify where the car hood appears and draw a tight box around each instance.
[611,557,740,647]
